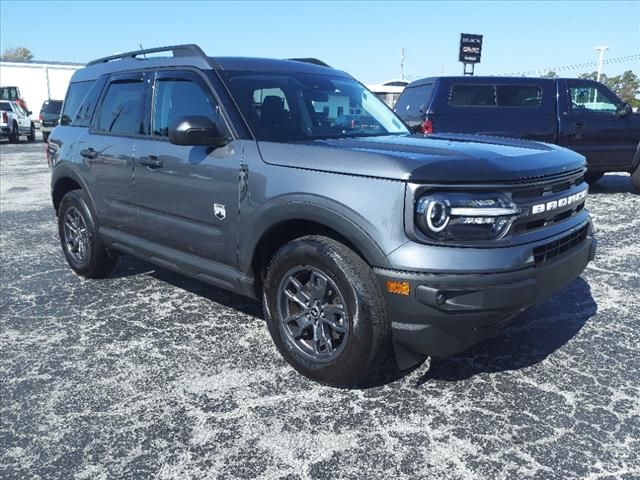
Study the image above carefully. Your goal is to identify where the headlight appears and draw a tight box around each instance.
[415,192,519,241]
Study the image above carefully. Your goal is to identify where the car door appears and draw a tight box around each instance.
[13,102,31,132]
[132,69,241,267]
[558,80,637,170]
[77,72,149,232]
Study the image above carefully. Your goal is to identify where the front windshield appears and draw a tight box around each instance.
[222,71,409,141]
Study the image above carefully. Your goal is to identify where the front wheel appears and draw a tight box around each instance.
[263,236,389,387]
[58,190,116,278]
[584,171,604,185]
[631,165,640,192]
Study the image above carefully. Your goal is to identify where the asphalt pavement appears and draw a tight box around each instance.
[1,138,639,480]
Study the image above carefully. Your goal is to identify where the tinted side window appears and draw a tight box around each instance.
[152,77,221,137]
[449,85,496,106]
[395,83,435,118]
[61,81,93,126]
[496,85,542,107]
[97,80,147,135]
[0,101,11,111]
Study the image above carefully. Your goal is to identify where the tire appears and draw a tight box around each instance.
[42,132,50,143]
[9,123,19,143]
[263,235,389,387]
[631,165,640,192]
[57,190,116,278]
[27,123,35,142]
[584,171,604,185]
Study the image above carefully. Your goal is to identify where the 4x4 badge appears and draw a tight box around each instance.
[214,203,226,220]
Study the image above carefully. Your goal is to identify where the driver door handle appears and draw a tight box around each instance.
[139,155,163,169]
[572,122,585,129]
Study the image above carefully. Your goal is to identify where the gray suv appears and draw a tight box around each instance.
[48,45,596,386]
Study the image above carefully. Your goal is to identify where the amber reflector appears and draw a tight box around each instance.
[386,280,410,296]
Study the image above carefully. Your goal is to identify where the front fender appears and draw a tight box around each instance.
[238,193,394,274]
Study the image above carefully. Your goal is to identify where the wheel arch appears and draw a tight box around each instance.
[242,199,390,296]
[51,166,96,215]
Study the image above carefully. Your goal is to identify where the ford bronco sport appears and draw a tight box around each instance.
[49,45,596,386]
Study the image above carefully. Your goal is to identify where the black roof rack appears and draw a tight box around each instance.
[87,44,209,66]
[288,58,332,68]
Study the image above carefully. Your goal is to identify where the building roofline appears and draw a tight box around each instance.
[0,59,85,67]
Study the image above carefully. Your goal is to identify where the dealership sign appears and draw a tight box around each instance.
[459,33,483,64]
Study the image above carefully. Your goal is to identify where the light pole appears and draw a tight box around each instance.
[595,46,609,82]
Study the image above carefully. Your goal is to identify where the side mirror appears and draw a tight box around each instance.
[28,110,32,116]
[616,102,632,117]
[168,116,228,147]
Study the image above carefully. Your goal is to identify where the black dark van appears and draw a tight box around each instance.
[394,76,640,187]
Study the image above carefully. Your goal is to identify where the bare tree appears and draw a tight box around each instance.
[1,47,34,61]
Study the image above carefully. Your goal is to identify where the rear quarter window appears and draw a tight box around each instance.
[395,83,435,119]
[496,85,542,107]
[449,84,544,108]
[449,85,496,106]
[61,81,93,126]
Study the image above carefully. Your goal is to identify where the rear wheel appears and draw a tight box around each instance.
[58,190,116,278]
[9,123,19,143]
[584,171,604,185]
[263,235,389,387]
[27,123,35,142]
[42,132,50,143]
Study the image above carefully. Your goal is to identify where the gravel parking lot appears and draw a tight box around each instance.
[1,138,639,480]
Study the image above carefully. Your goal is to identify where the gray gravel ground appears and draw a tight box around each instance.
[1,138,639,480]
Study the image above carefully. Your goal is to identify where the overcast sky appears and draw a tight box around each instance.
[1,1,638,83]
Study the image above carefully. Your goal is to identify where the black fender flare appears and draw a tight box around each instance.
[238,194,392,275]
[51,164,98,216]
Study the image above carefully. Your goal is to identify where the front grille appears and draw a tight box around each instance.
[510,170,587,234]
[532,225,588,266]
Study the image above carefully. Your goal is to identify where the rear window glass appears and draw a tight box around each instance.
[61,81,93,125]
[42,100,63,114]
[449,85,496,106]
[0,87,19,101]
[394,83,435,118]
[496,85,542,107]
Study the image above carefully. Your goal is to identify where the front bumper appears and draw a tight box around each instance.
[376,226,596,369]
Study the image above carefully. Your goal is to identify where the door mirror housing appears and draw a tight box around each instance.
[616,102,632,117]
[168,116,228,147]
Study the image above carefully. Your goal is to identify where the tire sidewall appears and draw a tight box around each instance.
[58,191,102,275]
[10,123,19,143]
[631,163,640,192]
[264,240,377,386]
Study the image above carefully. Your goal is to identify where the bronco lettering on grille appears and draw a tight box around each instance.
[531,189,587,215]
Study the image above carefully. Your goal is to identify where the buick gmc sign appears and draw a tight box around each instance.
[459,33,483,63]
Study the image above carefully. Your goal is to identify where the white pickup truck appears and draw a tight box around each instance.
[0,100,35,143]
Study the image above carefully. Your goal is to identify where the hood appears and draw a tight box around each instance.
[256,133,586,183]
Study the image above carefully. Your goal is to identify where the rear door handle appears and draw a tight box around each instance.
[138,155,163,169]
[80,148,98,159]
[572,122,585,129]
